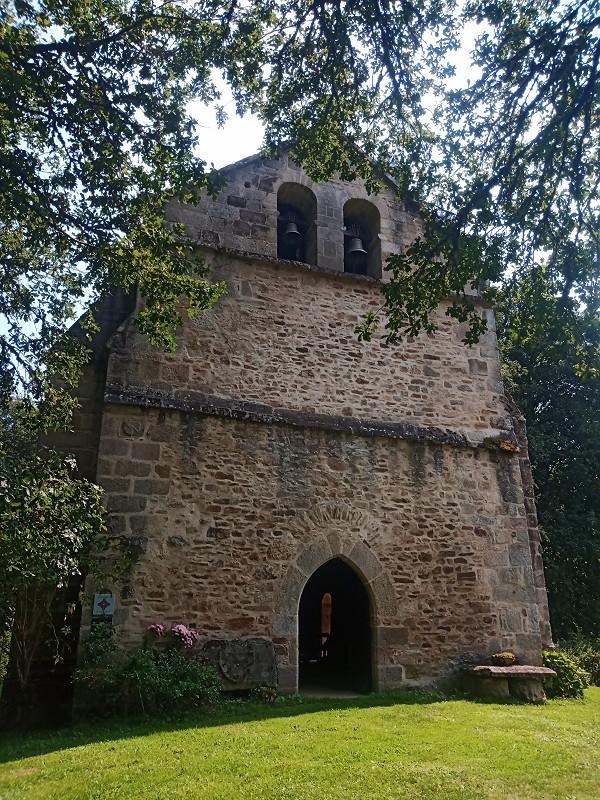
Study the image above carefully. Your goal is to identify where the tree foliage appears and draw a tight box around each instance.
[0,426,104,602]
[0,408,105,715]
[2,0,598,420]
[1,0,448,421]
[1,0,599,655]
[496,266,600,638]
[0,0,238,423]
[358,0,599,345]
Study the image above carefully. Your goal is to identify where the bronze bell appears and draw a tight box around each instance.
[284,220,302,243]
[348,236,367,256]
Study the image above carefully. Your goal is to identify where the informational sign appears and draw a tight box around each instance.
[92,592,114,619]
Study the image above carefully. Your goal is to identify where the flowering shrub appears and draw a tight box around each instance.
[146,623,165,637]
[118,649,221,713]
[76,623,221,716]
[144,622,199,650]
[171,624,200,649]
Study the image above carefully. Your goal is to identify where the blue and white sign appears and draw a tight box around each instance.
[92,593,115,616]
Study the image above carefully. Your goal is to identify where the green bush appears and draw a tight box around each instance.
[119,649,222,713]
[543,648,590,699]
[561,635,600,686]
[75,624,222,716]
[78,621,116,667]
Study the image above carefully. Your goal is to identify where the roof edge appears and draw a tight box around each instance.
[215,143,405,201]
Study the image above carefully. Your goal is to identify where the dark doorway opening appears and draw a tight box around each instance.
[298,558,372,693]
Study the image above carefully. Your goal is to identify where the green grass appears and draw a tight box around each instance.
[1,688,599,800]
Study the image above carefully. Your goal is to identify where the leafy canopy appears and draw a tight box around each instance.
[1,0,599,426]
[0,0,452,423]
[358,0,599,345]
[0,408,105,620]
[496,265,600,638]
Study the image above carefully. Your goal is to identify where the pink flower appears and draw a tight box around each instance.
[171,624,199,649]
[147,623,165,636]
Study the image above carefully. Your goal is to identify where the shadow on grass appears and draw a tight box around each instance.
[0,688,462,764]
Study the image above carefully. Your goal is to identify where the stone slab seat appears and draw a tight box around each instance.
[463,665,557,704]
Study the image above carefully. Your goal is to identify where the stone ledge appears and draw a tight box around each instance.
[104,386,518,452]
[465,665,556,677]
[463,664,556,703]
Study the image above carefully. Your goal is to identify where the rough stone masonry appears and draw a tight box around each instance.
[71,151,552,692]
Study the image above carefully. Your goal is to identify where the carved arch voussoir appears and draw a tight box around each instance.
[271,504,398,638]
[286,500,381,544]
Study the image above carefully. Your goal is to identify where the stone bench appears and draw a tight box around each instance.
[463,665,557,703]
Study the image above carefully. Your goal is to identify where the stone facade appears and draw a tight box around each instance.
[165,151,415,271]
[78,152,552,692]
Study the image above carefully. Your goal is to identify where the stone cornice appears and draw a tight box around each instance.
[104,386,517,453]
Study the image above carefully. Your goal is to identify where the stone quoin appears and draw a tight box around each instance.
[67,151,552,693]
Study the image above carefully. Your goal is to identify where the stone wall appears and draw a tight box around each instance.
[166,152,418,273]
[78,155,550,691]
[89,403,544,691]
[106,256,508,439]
[45,289,136,480]
[505,395,552,646]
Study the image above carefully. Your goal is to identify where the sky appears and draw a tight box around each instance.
[188,87,265,170]
[189,23,481,170]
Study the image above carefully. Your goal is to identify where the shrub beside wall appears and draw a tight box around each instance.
[560,636,600,687]
[75,623,222,716]
[543,649,590,699]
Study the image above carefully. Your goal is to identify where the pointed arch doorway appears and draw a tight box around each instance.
[298,558,372,693]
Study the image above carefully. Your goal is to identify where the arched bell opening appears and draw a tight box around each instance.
[277,183,317,264]
[298,558,373,693]
[343,199,381,277]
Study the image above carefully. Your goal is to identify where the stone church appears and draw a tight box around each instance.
[70,151,552,693]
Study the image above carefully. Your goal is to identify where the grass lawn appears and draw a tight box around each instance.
[1,688,599,800]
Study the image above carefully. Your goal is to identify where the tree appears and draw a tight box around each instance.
[357,0,599,345]
[3,0,598,406]
[496,265,600,639]
[0,408,105,725]
[1,0,454,428]
[1,0,599,681]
